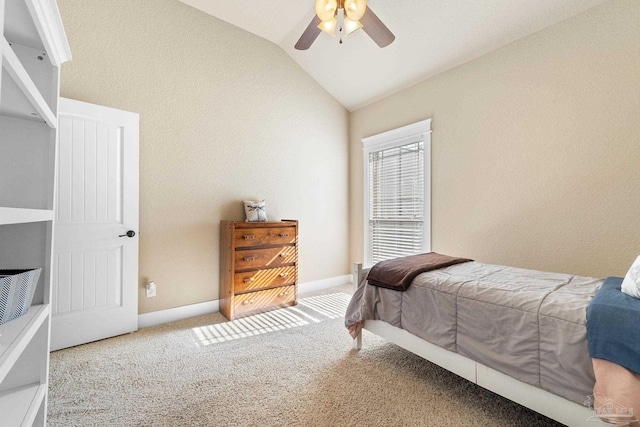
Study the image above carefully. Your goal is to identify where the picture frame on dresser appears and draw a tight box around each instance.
[219,220,298,321]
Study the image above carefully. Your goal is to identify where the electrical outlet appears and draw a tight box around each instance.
[146,281,156,298]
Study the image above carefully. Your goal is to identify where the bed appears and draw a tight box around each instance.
[346,254,640,427]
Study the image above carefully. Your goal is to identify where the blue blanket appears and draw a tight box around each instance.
[587,276,640,375]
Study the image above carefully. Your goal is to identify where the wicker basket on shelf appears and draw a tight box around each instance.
[0,268,42,325]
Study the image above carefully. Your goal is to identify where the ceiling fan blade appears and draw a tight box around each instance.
[295,15,322,50]
[361,7,395,48]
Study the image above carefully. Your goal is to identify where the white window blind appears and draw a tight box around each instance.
[368,141,425,264]
[362,119,431,267]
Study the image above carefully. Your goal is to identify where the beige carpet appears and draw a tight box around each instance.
[48,285,563,427]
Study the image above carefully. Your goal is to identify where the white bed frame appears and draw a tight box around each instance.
[351,263,604,427]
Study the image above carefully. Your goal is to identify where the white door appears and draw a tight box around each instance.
[51,98,139,351]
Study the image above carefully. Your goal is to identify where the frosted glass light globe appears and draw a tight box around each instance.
[315,0,338,22]
[344,0,366,21]
[317,17,338,36]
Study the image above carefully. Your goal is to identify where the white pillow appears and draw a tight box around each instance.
[243,200,267,222]
[621,255,640,299]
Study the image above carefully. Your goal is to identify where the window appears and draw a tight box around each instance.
[363,120,431,267]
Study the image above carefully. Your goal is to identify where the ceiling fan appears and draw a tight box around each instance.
[295,0,395,50]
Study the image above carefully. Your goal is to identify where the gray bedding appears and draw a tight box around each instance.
[345,261,603,404]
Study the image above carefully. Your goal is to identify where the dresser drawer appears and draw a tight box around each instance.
[234,266,296,292]
[234,246,296,270]
[234,226,296,248]
[234,285,296,317]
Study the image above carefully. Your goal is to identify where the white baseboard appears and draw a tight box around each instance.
[298,274,352,295]
[138,300,219,329]
[138,274,352,329]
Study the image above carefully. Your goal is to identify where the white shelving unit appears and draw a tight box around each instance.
[0,1,70,426]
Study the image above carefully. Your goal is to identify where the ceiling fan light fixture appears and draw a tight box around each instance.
[315,0,338,22]
[344,0,367,21]
[317,18,337,36]
[295,0,393,50]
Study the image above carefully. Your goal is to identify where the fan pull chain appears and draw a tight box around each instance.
[338,9,344,45]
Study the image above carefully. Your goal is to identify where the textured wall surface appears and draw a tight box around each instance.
[58,0,349,314]
[350,0,640,278]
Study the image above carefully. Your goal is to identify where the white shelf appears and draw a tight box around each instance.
[4,0,45,52]
[0,305,49,384]
[0,1,69,424]
[1,37,56,128]
[0,208,54,226]
[0,383,47,427]
[4,0,72,66]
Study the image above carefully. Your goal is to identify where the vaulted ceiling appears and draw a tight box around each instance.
[178,0,610,111]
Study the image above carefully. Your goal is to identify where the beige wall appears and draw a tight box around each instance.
[58,0,640,315]
[58,0,350,314]
[350,0,640,278]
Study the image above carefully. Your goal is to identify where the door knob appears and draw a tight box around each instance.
[119,230,136,238]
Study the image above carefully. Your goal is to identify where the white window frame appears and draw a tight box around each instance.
[362,119,432,267]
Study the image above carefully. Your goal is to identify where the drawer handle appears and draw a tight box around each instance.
[278,233,289,237]
[243,235,256,240]
[243,278,255,283]
[278,253,287,258]
[279,273,289,278]
[243,256,257,261]
[278,290,291,297]
[243,299,255,305]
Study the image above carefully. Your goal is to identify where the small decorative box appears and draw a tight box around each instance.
[0,268,42,325]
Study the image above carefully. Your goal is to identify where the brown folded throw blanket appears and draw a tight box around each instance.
[367,252,473,291]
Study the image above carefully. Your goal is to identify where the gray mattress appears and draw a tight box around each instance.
[345,261,603,404]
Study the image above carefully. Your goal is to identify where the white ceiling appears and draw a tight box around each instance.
[179,0,609,111]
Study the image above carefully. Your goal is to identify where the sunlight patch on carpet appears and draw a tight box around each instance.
[297,293,351,319]
[192,292,352,346]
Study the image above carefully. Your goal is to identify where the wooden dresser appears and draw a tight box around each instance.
[219,220,298,320]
